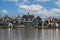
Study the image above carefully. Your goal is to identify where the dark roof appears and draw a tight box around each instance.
[23,15,34,19]
[2,15,11,19]
[36,16,42,20]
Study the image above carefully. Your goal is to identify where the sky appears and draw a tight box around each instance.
[0,0,60,18]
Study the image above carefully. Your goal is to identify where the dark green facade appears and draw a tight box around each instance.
[23,18,38,26]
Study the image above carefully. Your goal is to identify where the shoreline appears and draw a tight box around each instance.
[2,26,59,29]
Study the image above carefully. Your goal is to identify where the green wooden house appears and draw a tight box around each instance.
[22,13,38,26]
[32,18,38,26]
[23,21,33,26]
[23,18,38,26]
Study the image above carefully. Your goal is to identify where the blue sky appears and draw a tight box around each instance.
[0,0,60,18]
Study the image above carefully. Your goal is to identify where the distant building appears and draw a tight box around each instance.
[22,12,34,26]
[2,15,13,27]
[58,18,60,28]
[45,17,59,28]
[32,18,38,26]
[22,12,38,26]
[23,12,34,21]
[36,16,42,26]
[12,16,18,25]
[17,15,22,24]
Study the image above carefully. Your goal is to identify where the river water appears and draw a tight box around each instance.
[0,28,60,40]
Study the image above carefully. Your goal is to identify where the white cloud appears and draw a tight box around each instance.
[55,1,60,7]
[23,0,28,2]
[18,4,44,15]
[40,8,60,17]
[15,0,29,6]
[19,4,43,11]
[3,0,18,2]
[50,8,60,12]
[2,10,8,14]
[18,4,60,18]
[55,0,60,7]
[37,0,51,2]
[46,8,60,17]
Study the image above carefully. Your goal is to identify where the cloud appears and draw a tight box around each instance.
[55,1,60,7]
[45,8,60,17]
[18,4,60,18]
[40,8,60,17]
[18,4,44,15]
[23,0,28,2]
[2,10,8,14]
[50,8,60,12]
[55,0,60,7]
[37,0,51,2]
[16,0,51,7]
[19,4,43,11]
[3,0,18,2]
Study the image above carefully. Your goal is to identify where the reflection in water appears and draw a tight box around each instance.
[56,29,58,40]
[1,28,60,40]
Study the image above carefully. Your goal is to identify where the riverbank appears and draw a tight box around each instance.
[2,26,58,30]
